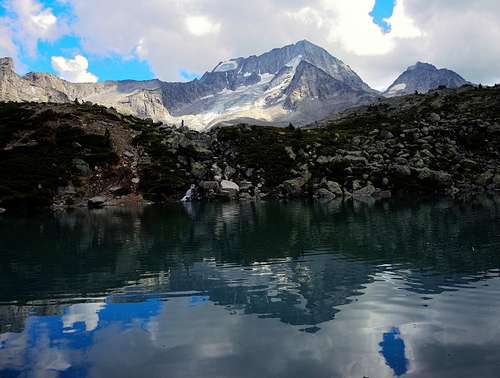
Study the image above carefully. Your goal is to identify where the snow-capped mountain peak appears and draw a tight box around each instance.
[385,61,469,97]
[1,41,381,129]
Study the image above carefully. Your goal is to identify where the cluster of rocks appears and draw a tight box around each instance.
[53,148,145,209]
[135,86,499,203]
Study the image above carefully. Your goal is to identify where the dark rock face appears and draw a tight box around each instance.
[283,61,373,112]
[385,62,469,97]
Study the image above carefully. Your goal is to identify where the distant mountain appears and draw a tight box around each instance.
[1,45,474,129]
[0,41,378,130]
[384,62,469,97]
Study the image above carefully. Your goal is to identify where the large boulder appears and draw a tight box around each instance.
[283,177,307,196]
[221,180,239,191]
[88,196,107,209]
[316,188,336,200]
[417,168,453,187]
[191,162,208,179]
[220,180,239,199]
[0,207,6,214]
[109,185,131,196]
[353,184,376,197]
[224,165,237,179]
[199,181,220,192]
[391,164,411,177]
[325,181,343,197]
[73,159,91,176]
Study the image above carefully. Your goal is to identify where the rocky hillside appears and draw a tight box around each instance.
[0,84,499,212]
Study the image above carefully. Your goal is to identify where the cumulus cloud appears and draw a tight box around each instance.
[185,16,221,36]
[10,0,499,88]
[51,54,98,83]
[4,0,61,57]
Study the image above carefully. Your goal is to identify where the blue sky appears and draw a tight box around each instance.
[0,0,154,81]
[370,0,396,32]
[0,0,396,83]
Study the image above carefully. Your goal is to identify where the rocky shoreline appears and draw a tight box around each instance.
[0,84,499,213]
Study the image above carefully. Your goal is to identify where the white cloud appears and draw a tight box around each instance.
[5,0,60,56]
[51,54,99,83]
[33,0,500,87]
[185,16,221,36]
[63,302,105,332]
[287,7,324,28]
[288,0,422,56]
[31,9,57,31]
[388,0,422,39]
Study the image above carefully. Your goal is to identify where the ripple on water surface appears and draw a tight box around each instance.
[1,197,500,377]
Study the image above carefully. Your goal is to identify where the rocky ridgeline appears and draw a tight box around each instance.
[0,84,499,212]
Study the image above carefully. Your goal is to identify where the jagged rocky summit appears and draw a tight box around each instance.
[384,62,469,97]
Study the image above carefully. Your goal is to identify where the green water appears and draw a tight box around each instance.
[1,197,500,377]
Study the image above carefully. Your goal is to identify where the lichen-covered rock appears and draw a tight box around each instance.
[417,168,452,187]
[191,162,208,179]
[199,181,220,192]
[73,159,91,176]
[283,177,308,196]
[316,188,336,200]
[325,181,343,197]
[354,184,376,197]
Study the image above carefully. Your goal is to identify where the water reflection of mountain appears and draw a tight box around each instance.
[1,197,500,331]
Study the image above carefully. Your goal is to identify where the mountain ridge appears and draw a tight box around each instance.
[384,61,469,97]
[0,41,381,129]
[0,41,471,130]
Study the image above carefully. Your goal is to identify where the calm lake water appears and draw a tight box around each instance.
[1,198,500,378]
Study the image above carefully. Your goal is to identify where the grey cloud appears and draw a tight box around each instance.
[62,1,500,87]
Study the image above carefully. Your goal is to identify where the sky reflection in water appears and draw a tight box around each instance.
[1,197,500,377]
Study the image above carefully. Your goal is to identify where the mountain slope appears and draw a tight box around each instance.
[0,41,379,130]
[384,62,469,97]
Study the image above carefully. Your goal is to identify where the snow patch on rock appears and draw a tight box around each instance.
[388,83,407,93]
[214,60,238,73]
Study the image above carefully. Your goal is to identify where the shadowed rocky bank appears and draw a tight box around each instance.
[0,84,499,212]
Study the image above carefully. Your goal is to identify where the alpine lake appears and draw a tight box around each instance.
[1,196,500,377]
